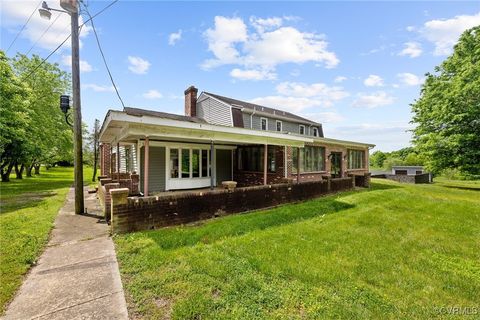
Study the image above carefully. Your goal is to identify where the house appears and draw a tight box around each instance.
[391,166,424,176]
[98,86,375,195]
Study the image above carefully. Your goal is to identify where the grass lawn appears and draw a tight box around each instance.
[115,179,480,319]
[0,166,95,313]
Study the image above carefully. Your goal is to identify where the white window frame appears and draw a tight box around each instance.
[276,120,282,132]
[299,125,305,135]
[313,127,318,137]
[260,117,268,131]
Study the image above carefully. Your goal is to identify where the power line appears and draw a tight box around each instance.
[81,0,126,108]
[26,12,62,56]
[5,0,43,53]
[21,0,119,80]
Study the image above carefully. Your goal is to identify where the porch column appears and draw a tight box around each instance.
[144,137,149,196]
[117,143,120,173]
[263,144,268,185]
[210,141,214,190]
[297,147,301,183]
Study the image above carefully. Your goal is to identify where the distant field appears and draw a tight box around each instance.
[115,178,480,319]
[0,166,94,314]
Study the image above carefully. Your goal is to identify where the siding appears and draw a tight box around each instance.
[197,96,233,126]
[248,114,320,137]
[140,146,166,193]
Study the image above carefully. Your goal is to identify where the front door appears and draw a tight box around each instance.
[331,152,342,178]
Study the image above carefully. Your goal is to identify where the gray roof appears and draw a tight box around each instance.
[204,92,321,126]
[123,107,207,124]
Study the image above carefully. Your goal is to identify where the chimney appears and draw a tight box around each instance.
[184,85,198,117]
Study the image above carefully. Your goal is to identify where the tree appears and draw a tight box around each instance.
[0,51,32,181]
[370,151,387,168]
[12,54,72,176]
[411,26,480,177]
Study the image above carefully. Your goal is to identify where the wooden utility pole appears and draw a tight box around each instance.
[71,2,84,214]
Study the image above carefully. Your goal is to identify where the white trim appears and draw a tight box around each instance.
[100,110,311,147]
[299,125,305,135]
[276,120,283,132]
[284,146,287,178]
[260,117,268,131]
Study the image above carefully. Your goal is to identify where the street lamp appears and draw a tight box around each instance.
[40,0,84,215]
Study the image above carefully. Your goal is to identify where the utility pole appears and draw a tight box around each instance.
[39,0,84,214]
[71,1,84,214]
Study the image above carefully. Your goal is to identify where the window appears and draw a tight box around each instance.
[192,149,200,178]
[276,120,282,132]
[261,118,268,131]
[347,149,365,169]
[313,127,318,137]
[171,148,210,179]
[201,150,208,177]
[238,146,276,172]
[170,149,179,178]
[299,125,305,135]
[181,149,190,178]
[293,146,325,173]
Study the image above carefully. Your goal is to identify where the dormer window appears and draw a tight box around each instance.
[276,120,282,132]
[261,118,268,131]
[299,125,305,135]
[313,127,318,137]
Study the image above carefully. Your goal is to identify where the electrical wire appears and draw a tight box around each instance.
[26,12,62,55]
[5,0,43,53]
[21,0,119,80]
[81,0,126,108]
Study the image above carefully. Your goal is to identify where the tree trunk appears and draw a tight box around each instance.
[1,163,14,182]
[14,162,25,179]
[26,159,36,177]
[34,164,41,175]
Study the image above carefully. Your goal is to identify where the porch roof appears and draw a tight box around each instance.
[99,109,313,147]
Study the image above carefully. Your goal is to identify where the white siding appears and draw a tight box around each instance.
[197,96,233,126]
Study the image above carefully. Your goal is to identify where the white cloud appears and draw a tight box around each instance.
[397,73,424,86]
[202,16,339,79]
[251,81,349,112]
[127,56,151,74]
[334,76,347,83]
[352,91,395,109]
[406,26,416,32]
[230,68,276,81]
[304,111,345,124]
[168,29,182,46]
[83,84,116,92]
[143,89,163,99]
[250,16,283,33]
[61,55,93,73]
[420,12,480,56]
[399,42,422,58]
[329,122,414,151]
[250,96,324,112]
[363,75,384,87]
[2,1,90,51]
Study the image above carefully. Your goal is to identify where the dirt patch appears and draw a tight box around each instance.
[0,191,57,214]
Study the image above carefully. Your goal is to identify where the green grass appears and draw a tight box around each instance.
[115,179,480,319]
[0,166,94,313]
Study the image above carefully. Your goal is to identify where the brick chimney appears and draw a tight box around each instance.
[184,85,198,117]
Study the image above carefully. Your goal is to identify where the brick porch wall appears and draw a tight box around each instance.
[110,177,357,234]
[100,143,111,177]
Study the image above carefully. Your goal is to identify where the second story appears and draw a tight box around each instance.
[185,86,323,138]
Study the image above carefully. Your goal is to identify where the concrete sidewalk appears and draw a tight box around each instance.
[2,188,128,320]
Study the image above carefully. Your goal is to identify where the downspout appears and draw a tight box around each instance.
[250,107,256,129]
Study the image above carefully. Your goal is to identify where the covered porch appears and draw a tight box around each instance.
[99,110,311,196]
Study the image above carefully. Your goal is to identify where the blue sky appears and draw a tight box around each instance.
[2,1,479,151]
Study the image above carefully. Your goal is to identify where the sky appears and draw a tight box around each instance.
[2,1,479,151]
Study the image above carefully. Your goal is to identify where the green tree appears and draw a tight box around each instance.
[370,150,387,168]
[411,26,480,177]
[0,51,32,181]
[12,54,72,176]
